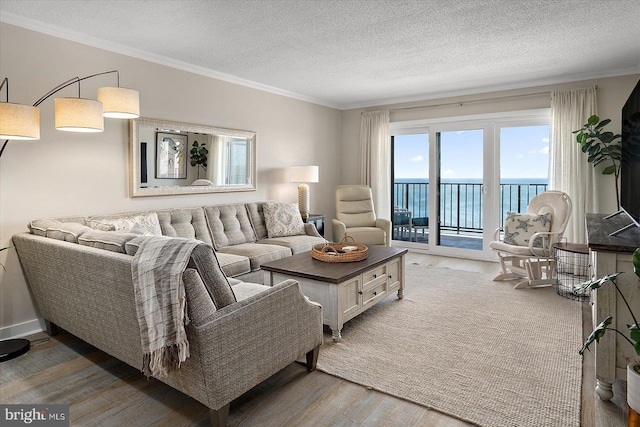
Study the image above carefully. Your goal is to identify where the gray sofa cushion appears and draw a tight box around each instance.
[232,282,271,301]
[79,231,139,253]
[204,204,257,250]
[187,244,237,309]
[245,202,268,240]
[215,252,251,277]
[182,268,217,322]
[218,243,292,271]
[126,236,236,309]
[155,208,213,246]
[28,220,94,243]
[257,235,326,255]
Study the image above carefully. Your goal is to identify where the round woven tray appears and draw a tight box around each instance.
[311,236,368,263]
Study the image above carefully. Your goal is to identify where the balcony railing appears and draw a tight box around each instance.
[393,181,548,234]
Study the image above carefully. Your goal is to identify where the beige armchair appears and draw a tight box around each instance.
[332,185,391,246]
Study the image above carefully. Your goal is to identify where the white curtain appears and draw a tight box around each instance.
[360,110,391,219]
[550,87,598,244]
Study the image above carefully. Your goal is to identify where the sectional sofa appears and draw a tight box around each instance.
[12,201,326,426]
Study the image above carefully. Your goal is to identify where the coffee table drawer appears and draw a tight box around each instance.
[362,282,386,307]
[362,265,387,290]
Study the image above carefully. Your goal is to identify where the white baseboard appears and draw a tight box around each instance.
[0,318,45,340]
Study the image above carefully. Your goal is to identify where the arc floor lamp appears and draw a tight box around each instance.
[0,69,140,361]
[0,69,140,158]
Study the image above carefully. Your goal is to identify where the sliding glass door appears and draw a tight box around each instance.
[390,110,550,260]
[434,127,487,252]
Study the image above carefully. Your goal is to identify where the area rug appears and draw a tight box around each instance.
[316,261,583,427]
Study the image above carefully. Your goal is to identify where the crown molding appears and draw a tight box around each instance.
[0,12,341,110]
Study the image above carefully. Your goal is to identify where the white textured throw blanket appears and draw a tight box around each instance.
[131,236,202,378]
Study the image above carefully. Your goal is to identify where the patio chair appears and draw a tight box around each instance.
[489,190,572,289]
[411,216,429,241]
[393,207,413,241]
[333,185,391,246]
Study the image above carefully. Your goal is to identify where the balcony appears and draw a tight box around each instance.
[392,181,548,248]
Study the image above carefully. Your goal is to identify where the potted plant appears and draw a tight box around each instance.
[579,248,640,422]
[189,140,208,179]
[573,115,622,208]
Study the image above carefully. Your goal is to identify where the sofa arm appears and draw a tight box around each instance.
[304,222,322,238]
[332,219,346,242]
[191,279,323,410]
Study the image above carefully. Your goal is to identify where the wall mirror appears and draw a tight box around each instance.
[129,118,256,197]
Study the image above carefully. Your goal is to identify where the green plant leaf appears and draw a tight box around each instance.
[599,132,617,144]
[587,115,600,126]
[633,248,640,279]
[580,316,613,355]
[602,165,616,175]
[596,118,611,129]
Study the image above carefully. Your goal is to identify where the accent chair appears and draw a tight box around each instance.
[332,185,391,246]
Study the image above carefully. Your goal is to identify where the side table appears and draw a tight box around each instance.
[302,214,324,237]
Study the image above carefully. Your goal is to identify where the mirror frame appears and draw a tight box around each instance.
[129,117,257,197]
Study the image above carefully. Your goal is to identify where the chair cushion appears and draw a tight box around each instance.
[413,217,429,227]
[489,240,538,255]
[262,202,305,238]
[344,227,386,245]
[336,185,377,227]
[503,212,552,247]
[218,243,292,271]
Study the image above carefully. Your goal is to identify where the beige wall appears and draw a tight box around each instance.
[2,21,638,338]
[341,74,640,214]
[0,23,342,337]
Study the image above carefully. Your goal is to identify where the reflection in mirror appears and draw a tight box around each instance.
[129,118,256,197]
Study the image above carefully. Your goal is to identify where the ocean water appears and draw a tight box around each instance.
[393,178,548,231]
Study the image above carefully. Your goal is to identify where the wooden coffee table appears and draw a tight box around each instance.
[262,246,407,341]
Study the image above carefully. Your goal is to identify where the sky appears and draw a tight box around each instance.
[393,125,550,180]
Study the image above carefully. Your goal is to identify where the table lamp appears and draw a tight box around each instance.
[290,165,319,217]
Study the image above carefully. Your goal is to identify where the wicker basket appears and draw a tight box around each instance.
[311,236,368,263]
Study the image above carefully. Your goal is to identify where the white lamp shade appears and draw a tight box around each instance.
[54,98,104,132]
[0,102,40,140]
[290,165,319,183]
[97,86,140,119]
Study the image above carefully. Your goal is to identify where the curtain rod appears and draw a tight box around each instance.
[388,91,551,112]
[360,85,598,114]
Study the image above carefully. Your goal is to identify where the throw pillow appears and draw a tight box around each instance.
[262,202,305,238]
[87,212,162,236]
[503,212,552,247]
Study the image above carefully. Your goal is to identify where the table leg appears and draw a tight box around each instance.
[331,328,342,342]
[595,379,614,401]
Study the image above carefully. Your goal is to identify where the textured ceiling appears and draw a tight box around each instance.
[1,0,640,109]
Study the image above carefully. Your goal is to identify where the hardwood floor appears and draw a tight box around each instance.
[0,253,628,426]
